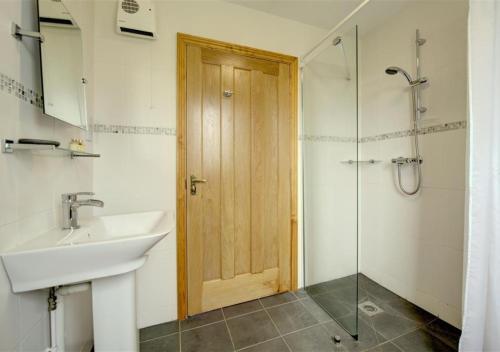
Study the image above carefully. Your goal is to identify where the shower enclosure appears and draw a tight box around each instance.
[301,25,359,337]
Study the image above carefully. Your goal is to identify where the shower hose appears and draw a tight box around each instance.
[396,86,422,196]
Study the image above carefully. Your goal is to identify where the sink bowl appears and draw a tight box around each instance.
[1,210,172,293]
[1,210,173,351]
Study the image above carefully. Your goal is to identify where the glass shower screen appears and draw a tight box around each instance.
[302,25,359,337]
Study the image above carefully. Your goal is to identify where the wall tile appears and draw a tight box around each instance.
[18,290,49,340]
[19,315,50,352]
[0,267,20,351]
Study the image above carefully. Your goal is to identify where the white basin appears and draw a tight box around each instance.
[1,210,172,292]
[1,210,173,352]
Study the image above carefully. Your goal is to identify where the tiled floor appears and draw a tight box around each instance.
[139,274,461,352]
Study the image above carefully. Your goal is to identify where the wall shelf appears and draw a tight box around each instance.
[1,139,100,159]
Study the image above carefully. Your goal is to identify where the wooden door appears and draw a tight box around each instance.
[182,38,296,316]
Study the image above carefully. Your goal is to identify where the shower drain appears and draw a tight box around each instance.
[358,301,384,317]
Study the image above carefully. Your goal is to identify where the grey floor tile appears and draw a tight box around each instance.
[329,286,359,305]
[293,289,309,299]
[358,274,372,285]
[305,281,333,296]
[284,324,336,352]
[365,341,402,352]
[260,292,297,307]
[140,321,179,342]
[181,321,233,352]
[392,328,456,352]
[327,274,358,291]
[334,314,359,335]
[301,298,333,323]
[181,309,224,330]
[359,276,401,302]
[425,319,461,350]
[312,292,353,318]
[223,299,263,319]
[226,310,279,350]
[324,318,386,352]
[357,288,370,303]
[140,333,179,352]
[384,297,435,325]
[239,337,290,352]
[369,311,420,340]
[267,301,318,334]
[305,275,357,297]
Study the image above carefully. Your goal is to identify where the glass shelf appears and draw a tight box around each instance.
[1,139,100,159]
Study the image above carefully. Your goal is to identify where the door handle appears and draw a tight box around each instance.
[190,175,207,195]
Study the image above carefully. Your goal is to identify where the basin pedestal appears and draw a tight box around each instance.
[92,271,138,352]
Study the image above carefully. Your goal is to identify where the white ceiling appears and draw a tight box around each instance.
[227,0,364,30]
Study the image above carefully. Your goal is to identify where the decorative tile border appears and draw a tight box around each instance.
[300,135,357,143]
[0,72,44,109]
[93,123,176,136]
[94,120,464,140]
[359,120,467,143]
[301,120,467,143]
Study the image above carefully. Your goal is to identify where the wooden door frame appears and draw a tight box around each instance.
[176,33,298,320]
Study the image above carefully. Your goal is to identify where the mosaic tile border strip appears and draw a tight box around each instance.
[93,124,176,136]
[301,120,467,143]
[359,120,467,143]
[93,120,464,140]
[300,135,357,143]
[0,72,44,109]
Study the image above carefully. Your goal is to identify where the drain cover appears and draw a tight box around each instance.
[358,301,384,317]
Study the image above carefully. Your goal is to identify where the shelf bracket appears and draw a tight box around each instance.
[11,22,45,43]
[2,139,14,153]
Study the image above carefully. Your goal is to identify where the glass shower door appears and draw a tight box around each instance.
[302,25,358,337]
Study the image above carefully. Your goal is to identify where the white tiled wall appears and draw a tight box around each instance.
[0,0,94,350]
[91,0,326,327]
[358,0,468,328]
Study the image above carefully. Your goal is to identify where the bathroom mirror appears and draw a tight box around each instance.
[38,0,88,129]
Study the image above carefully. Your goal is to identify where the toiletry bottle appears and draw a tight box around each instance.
[69,139,78,151]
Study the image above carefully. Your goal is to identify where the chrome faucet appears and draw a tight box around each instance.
[62,192,104,229]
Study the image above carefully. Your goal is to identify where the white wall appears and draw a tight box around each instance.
[91,0,325,327]
[358,0,468,328]
[0,0,94,350]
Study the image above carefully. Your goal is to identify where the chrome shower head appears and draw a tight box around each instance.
[385,66,413,84]
[332,36,351,81]
[385,67,399,75]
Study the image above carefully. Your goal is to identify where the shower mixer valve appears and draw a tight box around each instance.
[391,157,423,165]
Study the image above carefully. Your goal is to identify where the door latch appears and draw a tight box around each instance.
[190,175,207,195]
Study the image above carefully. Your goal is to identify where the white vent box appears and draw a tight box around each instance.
[116,0,157,40]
